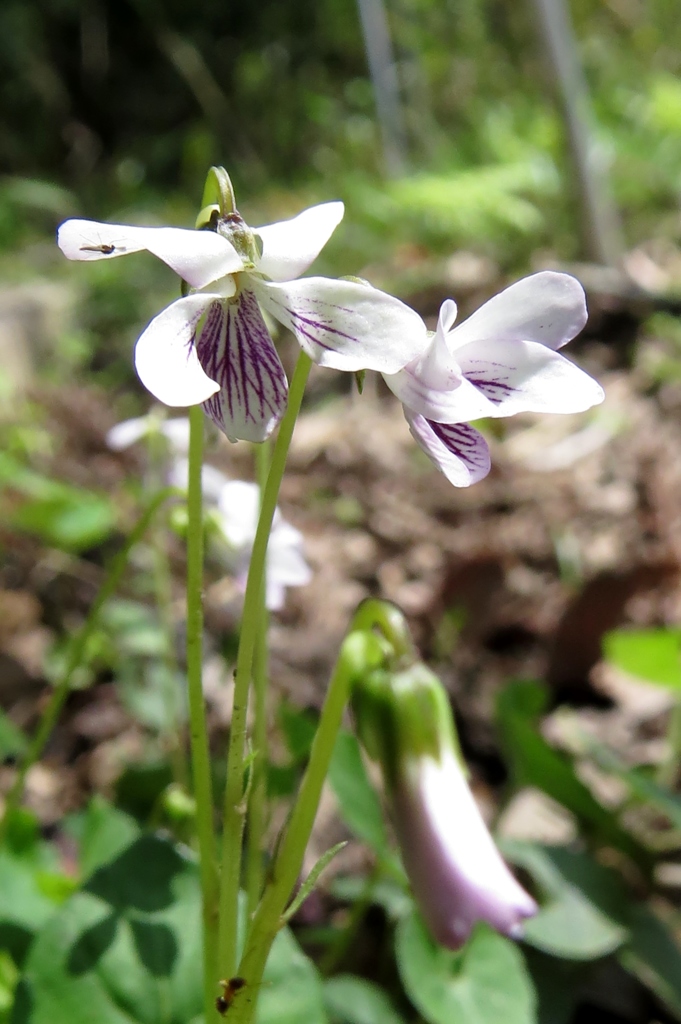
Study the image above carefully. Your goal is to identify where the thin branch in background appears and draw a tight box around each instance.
[356,0,408,177]
[529,0,624,266]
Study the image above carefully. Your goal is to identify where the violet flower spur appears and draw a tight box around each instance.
[57,168,427,443]
[382,271,605,487]
[353,662,537,949]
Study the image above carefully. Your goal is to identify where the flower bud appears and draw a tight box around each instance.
[353,663,537,948]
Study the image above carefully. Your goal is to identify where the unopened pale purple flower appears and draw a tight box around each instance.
[382,272,605,487]
[58,179,426,443]
[394,751,537,948]
[352,660,536,949]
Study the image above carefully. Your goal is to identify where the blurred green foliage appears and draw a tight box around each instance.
[1,0,680,271]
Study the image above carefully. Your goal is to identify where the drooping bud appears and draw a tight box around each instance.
[352,658,537,949]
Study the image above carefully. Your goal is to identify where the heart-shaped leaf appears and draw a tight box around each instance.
[395,911,535,1024]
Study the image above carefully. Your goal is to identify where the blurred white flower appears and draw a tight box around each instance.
[169,461,310,611]
[217,480,311,611]
[106,413,191,454]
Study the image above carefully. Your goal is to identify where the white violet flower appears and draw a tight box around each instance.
[58,172,426,444]
[382,271,605,487]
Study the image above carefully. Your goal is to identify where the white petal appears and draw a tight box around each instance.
[457,337,605,417]
[106,416,151,451]
[406,410,491,487]
[57,219,244,289]
[384,363,494,423]
[195,290,288,443]
[160,417,191,454]
[254,202,345,282]
[217,480,260,547]
[448,272,587,353]
[438,298,458,334]
[254,278,427,373]
[269,521,312,586]
[134,296,221,407]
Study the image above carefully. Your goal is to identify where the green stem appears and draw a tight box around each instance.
[246,442,272,919]
[246,606,269,919]
[229,630,387,1024]
[218,352,312,978]
[658,699,681,789]
[0,487,175,840]
[186,406,220,1024]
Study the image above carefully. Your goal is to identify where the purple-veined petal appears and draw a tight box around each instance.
[406,409,491,487]
[384,365,494,423]
[58,219,244,289]
[448,272,588,353]
[394,753,537,948]
[254,202,345,282]
[457,337,605,417]
[195,289,288,443]
[253,277,428,373]
[382,297,495,422]
[134,295,221,407]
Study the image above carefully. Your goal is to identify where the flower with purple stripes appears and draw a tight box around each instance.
[58,195,427,442]
[382,272,605,486]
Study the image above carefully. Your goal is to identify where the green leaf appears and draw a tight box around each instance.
[324,975,405,1024]
[522,949,583,1024]
[283,843,347,924]
[496,681,643,863]
[503,843,628,960]
[571,735,681,831]
[0,849,63,966]
[0,950,19,1022]
[0,712,26,760]
[328,731,390,860]
[14,834,202,1024]
[12,492,115,553]
[395,912,536,1024]
[278,702,317,761]
[619,903,681,1018]
[603,628,681,688]
[257,925,329,1024]
[331,876,412,921]
[77,798,140,879]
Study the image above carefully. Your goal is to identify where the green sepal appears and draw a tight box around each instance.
[200,165,236,216]
[281,841,347,924]
[355,369,366,394]
[195,203,220,230]
[352,661,461,788]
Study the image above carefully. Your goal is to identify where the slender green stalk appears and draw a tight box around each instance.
[185,406,220,1024]
[246,607,269,918]
[0,487,175,840]
[218,352,312,977]
[229,630,387,1024]
[658,700,681,789]
[246,442,272,919]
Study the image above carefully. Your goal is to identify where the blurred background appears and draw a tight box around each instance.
[3,3,681,1024]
